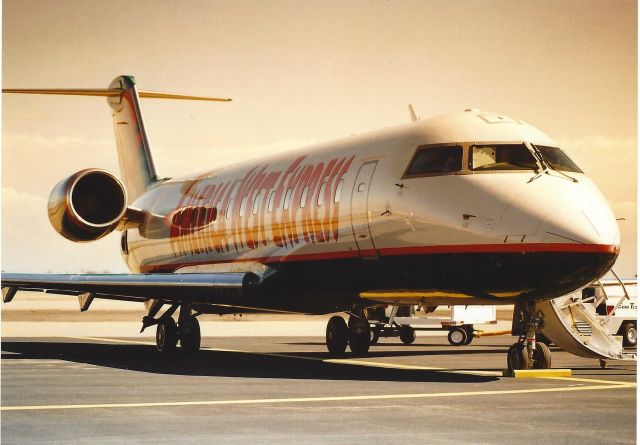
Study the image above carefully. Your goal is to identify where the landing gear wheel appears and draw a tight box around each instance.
[399,325,416,344]
[180,316,201,354]
[448,327,468,346]
[156,318,178,353]
[536,332,553,346]
[348,317,371,355]
[463,325,474,345]
[532,342,551,369]
[370,325,381,345]
[599,359,608,369]
[326,316,348,356]
[621,322,637,347]
[507,343,530,371]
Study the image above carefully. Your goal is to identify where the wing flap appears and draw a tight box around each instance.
[1,272,259,304]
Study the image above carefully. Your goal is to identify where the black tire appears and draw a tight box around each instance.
[348,318,371,355]
[448,327,468,346]
[180,316,201,354]
[326,316,348,355]
[533,342,551,369]
[463,325,474,345]
[370,326,381,345]
[621,322,637,347]
[507,343,530,371]
[156,317,178,353]
[399,325,416,344]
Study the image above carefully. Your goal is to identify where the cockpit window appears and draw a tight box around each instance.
[534,145,583,173]
[470,144,537,171]
[405,145,462,176]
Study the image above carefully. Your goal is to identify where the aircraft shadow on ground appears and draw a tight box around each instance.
[1,341,498,384]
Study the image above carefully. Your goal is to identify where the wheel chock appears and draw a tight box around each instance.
[502,368,572,378]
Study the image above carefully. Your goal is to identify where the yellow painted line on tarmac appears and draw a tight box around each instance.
[536,376,635,386]
[324,357,503,376]
[325,358,444,370]
[2,381,635,412]
[67,336,156,346]
[65,336,245,354]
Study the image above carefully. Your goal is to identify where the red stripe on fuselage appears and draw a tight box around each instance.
[139,243,619,273]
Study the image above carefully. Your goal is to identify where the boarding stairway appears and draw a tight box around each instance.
[538,284,636,362]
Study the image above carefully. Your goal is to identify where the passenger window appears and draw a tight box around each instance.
[471,144,537,171]
[405,145,462,176]
[267,190,276,213]
[300,186,309,208]
[225,198,235,219]
[239,197,247,217]
[283,189,293,210]
[252,191,263,215]
[317,179,327,206]
[334,179,344,203]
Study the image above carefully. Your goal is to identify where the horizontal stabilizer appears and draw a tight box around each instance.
[2,88,231,102]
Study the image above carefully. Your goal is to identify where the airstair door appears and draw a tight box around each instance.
[350,161,378,255]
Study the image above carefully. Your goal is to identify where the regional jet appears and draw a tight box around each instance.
[1,75,621,370]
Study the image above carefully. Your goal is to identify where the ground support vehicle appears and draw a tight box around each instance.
[367,305,497,346]
[584,279,637,347]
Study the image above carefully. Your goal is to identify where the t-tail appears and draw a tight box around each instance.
[3,75,230,241]
[4,75,231,202]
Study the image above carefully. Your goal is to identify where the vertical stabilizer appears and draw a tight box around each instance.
[107,76,157,203]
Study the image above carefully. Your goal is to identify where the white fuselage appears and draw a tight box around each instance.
[122,110,619,311]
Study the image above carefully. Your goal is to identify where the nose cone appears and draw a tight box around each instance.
[540,208,619,246]
[495,175,619,299]
[538,178,620,247]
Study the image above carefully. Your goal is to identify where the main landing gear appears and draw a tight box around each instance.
[142,300,201,354]
[507,301,551,371]
[326,309,372,356]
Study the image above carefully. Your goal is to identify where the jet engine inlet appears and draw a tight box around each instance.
[48,169,127,242]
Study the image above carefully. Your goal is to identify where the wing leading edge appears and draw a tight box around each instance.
[1,272,259,306]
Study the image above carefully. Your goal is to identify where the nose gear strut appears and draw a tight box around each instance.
[508,301,552,371]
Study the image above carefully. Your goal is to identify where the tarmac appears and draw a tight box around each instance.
[2,332,636,444]
[1,295,637,444]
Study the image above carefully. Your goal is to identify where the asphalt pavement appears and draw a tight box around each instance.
[1,332,636,444]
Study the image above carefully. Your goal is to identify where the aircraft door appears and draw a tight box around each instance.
[350,161,378,254]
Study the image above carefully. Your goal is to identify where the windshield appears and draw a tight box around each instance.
[534,145,583,173]
[405,145,462,176]
[470,144,538,171]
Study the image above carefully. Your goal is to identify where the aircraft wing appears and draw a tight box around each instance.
[1,272,260,308]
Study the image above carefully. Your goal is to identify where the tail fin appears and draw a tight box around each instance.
[3,75,231,203]
[107,75,156,202]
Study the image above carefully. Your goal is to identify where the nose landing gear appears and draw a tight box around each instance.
[508,301,552,371]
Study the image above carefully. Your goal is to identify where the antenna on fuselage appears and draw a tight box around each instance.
[408,104,419,122]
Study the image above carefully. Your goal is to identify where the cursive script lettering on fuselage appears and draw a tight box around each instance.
[169,154,355,257]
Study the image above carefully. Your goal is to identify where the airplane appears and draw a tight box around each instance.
[1,75,621,371]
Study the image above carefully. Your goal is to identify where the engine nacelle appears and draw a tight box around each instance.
[48,169,127,242]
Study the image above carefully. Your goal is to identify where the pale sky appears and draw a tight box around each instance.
[2,0,637,276]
